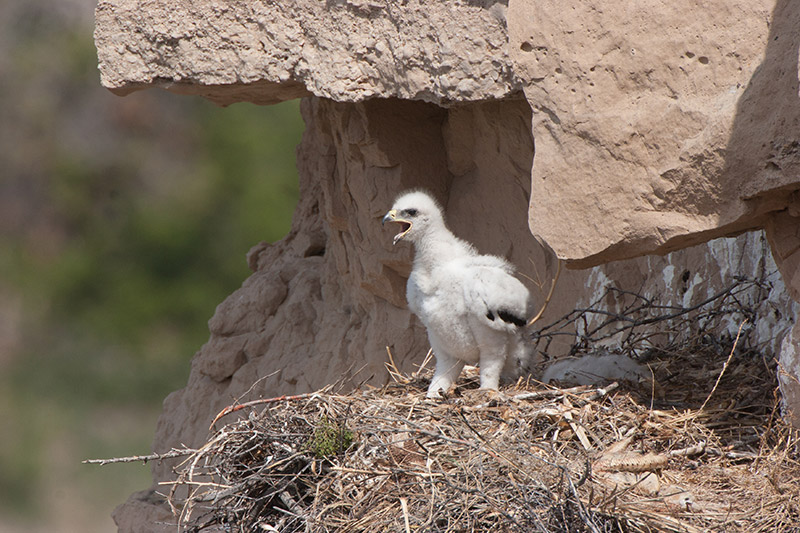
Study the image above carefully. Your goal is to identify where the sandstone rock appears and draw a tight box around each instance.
[766,209,800,426]
[766,209,800,303]
[508,0,800,267]
[96,0,800,267]
[779,323,800,426]
[94,0,519,106]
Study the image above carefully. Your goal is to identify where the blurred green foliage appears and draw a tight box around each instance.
[47,99,301,359]
[0,4,305,525]
[0,80,303,523]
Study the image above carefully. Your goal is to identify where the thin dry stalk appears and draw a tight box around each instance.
[527,258,562,327]
[82,447,196,466]
[699,319,747,412]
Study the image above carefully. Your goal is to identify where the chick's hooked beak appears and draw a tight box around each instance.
[382,209,412,245]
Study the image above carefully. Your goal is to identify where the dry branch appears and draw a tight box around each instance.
[83,447,197,466]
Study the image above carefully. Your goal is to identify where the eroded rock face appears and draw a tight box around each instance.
[766,209,800,425]
[94,0,519,106]
[95,0,800,266]
[508,0,800,267]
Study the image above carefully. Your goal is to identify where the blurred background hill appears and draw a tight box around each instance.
[0,1,303,531]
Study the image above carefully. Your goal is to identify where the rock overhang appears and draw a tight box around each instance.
[95,0,800,270]
[94,0,522,107]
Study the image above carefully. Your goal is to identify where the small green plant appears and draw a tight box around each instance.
[306,416,354,459]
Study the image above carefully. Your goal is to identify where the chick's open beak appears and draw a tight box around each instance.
[382,209,412,245]
[381,209,397,226]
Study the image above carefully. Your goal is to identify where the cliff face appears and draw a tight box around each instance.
[95,0,800,277]
[510,0,800,266]
[95,1,800,530]
[94,0,519,105]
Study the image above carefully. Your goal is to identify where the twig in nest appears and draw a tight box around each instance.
[415,348,434,377]
[593,451,669,473]
[385,346,407,383]
[529,277,758,357]
[669,441,706,457]
[584,382,619,402]
[699,319,747,412]
[209,390,325,430]
[83,447,197,466]
[400,497,411,533]
[509,385,589,402]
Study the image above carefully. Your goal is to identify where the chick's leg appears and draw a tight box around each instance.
[478,352,504,391]
[428,350,465,398]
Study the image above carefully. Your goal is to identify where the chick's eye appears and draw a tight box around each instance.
[403,208,418,217]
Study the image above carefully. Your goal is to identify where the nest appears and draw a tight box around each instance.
[130,275,800,532]
[164,364,799,530]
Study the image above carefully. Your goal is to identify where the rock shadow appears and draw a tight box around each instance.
[723,0,800,220]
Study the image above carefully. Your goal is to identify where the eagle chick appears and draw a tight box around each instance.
[383,190,533,398]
